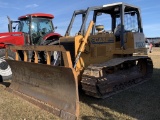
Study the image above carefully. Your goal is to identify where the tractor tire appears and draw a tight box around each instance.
[0,49,15,82]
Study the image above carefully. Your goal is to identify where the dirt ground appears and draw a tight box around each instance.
[0,47,160,120]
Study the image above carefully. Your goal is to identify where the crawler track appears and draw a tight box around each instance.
[81,56,153,98]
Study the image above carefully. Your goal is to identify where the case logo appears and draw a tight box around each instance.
[90,37,114,44]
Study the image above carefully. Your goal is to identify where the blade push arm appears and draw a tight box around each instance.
[74,20,94,68]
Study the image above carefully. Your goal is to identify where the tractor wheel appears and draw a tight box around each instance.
[0,49,15,82]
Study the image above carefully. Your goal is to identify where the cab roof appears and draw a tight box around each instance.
[18,13,54,20]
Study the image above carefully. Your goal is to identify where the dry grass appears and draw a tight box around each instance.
[0,83,60,120]
[0,47,160,120]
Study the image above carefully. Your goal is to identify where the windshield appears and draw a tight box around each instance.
[116,11,139,32]
[18,17,54,34]
[18,19,29,33]
[31,17,54,35]
[18,17,54,45]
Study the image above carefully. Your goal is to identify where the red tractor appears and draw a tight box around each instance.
[0,13,61,81]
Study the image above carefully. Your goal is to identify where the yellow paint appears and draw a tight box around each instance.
[60,31,147,74]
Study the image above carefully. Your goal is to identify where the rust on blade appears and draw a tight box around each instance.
[6,60,79,120]
[6,45,66,51]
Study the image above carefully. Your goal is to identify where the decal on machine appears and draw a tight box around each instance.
[90,37,114,44]
[135,41,145,48]
[134,33,145,49]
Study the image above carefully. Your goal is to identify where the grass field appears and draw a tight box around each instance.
[0,47,160,120]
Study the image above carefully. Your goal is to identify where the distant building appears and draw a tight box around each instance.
[146,37,160,47]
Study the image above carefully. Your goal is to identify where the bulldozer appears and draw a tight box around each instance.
[5,2,153,120]
[0,13,61,81]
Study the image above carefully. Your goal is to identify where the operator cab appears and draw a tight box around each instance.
[8,13,55,45]
[65,2,144,50]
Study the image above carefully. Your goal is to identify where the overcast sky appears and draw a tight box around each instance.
[0,0,159,37]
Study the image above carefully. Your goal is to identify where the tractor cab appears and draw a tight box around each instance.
[8,13,59,45]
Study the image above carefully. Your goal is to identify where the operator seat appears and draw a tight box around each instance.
[114,24,121,36]
[114,24,121,41]
[41,28,47,35]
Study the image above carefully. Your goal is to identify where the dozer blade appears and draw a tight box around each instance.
[6,60,79,120]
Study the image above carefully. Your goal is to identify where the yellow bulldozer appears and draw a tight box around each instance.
[5,2,153,120]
